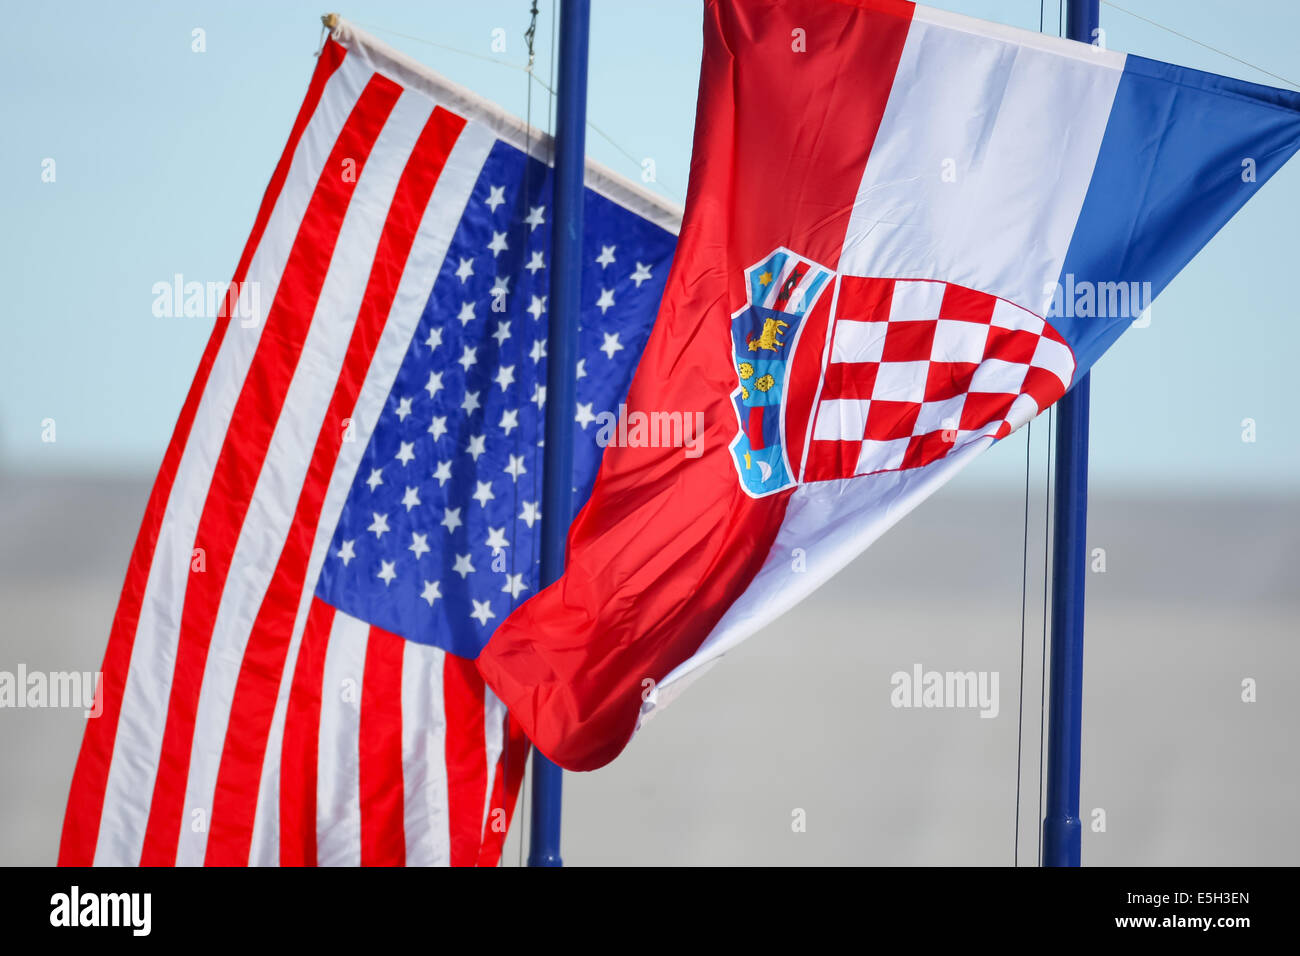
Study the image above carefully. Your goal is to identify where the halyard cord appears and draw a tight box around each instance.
[1014,420,1032,865]
[344,16,687,204]
[1103,0,1300,90]
[510,0,544,870]
[1037,406,1054,866]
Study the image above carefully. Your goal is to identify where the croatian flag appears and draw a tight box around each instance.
[60,20,677,865]
[477,0,1300,771]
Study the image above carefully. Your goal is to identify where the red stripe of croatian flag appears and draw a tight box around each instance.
[477,0,1300,771]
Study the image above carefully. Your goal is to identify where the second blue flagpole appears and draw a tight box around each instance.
[527,0,590,868]
[1042,0,1098,869]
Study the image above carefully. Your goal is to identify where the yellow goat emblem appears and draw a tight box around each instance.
[747,317,790,353]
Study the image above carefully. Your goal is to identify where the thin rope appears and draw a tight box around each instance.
[1036,405,1054,865]
[509,0,543,870]
[350,18,686,203]
[546,0,556,139]
[1102,0,1300,89]
[1013,420,1033,865]
[1017,0,1052,871]
[353,19,534,72]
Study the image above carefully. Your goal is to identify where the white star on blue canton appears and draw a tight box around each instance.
[600,332,624,359]
[409,531,430,559]
[441,506,463,533]
[472,480,495,507]
[484,526,509,553]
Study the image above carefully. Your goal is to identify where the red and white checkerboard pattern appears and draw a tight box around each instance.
[803,277,1074,482]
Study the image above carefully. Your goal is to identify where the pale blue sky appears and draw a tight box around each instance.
[3,0,1298,492]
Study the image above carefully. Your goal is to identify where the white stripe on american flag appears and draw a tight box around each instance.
[315,609,367,866]
[400,641,451,866]
[481,689,507,846]
[246,120,496,865]
[173,90,435,866]
[92,54,374,867]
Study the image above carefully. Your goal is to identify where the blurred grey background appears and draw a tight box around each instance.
[4,451,1296,866]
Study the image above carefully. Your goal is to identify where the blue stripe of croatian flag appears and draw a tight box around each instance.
[1056,55,1300,375]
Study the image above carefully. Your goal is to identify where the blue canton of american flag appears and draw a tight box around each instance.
[316,139,676,658]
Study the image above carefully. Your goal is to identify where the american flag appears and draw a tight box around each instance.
[60,20,677,866]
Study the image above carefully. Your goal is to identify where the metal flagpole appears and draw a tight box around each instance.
[1042,0,1098,870]
[527,0,590,869]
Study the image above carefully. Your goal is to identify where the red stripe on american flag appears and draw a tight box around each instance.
[57,39,349,868]
[138,71,404,866]
[359,627,407,866]
[477,713,528,867]
[442,654,487,867]
[278,597,334,866]
[203,106,467,866]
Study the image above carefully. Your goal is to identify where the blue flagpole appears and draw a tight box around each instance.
[527,0,589,869]
[1042,0,1098,870]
